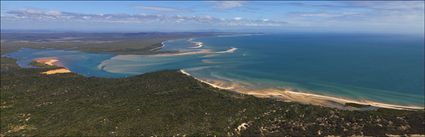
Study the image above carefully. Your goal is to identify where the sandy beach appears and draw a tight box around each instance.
[179,69,424,110]
[34,57,64,67]
[34,57,71,75]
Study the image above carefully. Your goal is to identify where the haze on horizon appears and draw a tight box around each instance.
[1,1,424,34]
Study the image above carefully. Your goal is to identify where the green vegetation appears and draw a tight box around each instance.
[0,32,218,55]
[345,102,372,108]
[1,57,424,136]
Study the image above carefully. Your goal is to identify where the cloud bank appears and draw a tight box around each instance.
[1,1,423,33]
[135,5,183,12]
[215,1,245,9]
[2,8,287,27]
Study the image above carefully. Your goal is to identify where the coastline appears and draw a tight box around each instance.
[3,56,424,136]
[33,57,71,75]
[117,36,237,58]
[179,69,424,111]
[5,33,423,111]
[30,55,424,111]
[156,34,424,111]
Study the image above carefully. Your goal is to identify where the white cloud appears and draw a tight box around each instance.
[3,8,287,27]
[289,12,360,18]
[45,10,61,16]
[283,1,424,34]
[135,5,182,12]
[215,1,245,9]
[233,17,242,20]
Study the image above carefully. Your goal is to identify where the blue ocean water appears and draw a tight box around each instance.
[4,33,424,106]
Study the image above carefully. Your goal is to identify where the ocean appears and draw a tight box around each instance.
[5,33,424,107]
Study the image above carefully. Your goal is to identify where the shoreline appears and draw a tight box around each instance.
[33,57,71,75]
[179,69,424,111]
[152,34,238,54]
[34,57,65,67]
[141,37,237,57]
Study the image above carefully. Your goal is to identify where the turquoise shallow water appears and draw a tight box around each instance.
[4,33,424,106]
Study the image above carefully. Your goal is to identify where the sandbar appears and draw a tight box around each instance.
[34,57,71,75]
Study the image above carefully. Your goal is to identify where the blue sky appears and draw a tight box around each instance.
[1,1,424,34]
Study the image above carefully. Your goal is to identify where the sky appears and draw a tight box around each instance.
[1,1,424,34]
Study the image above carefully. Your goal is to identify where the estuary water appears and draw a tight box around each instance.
[5,33,425,107]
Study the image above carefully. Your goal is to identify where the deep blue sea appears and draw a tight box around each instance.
[5,33,424,106]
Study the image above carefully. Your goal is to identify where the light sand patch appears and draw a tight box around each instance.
[42,68,71,75]
[34,57,64,67]
[0,101,13,110]
[235,122,249,134]
[7,124,36,133]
